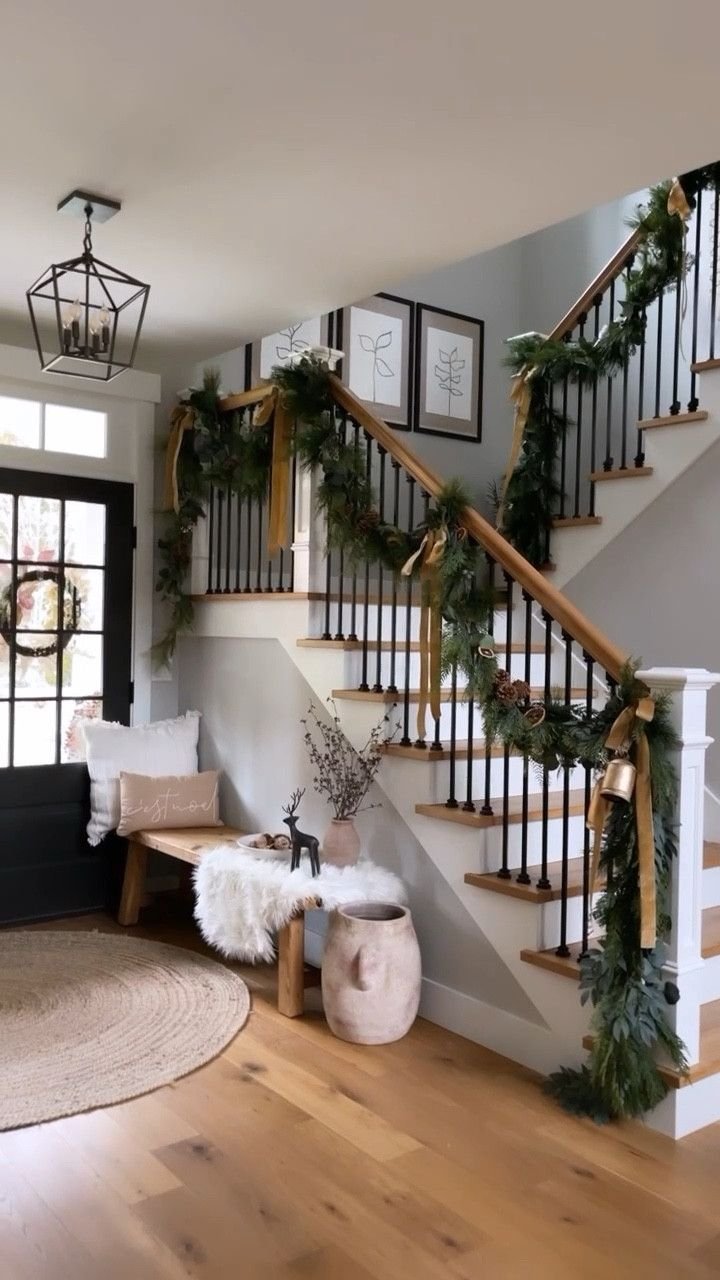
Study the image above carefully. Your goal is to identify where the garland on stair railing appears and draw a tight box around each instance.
[500,167,720,566]
[157,353,686,1121]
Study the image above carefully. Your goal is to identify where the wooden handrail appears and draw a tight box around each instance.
[549,227,643,341]
[218,384,274,412]
[330,377,626,680]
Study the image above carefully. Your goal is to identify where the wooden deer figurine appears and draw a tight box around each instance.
[282,788,321,877]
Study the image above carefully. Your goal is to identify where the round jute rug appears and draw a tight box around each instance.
[0,930,250,1131]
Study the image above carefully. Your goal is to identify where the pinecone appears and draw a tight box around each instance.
[495,678,519,705]
[513,680,531,702]
[357,509,380,534]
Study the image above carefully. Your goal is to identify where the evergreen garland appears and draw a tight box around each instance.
[156,354,686,1121]
[501,169,717,565]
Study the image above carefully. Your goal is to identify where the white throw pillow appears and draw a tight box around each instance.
[83,712,201,846]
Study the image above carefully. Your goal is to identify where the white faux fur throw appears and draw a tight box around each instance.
[194,845,407,963]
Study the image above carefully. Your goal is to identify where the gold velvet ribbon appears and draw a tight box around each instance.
[401,527,447,742]
[252,388,293,556]
[497,363,538,528]
[587,695,657,949]
[163,406,196,512]
[668,178,692,356]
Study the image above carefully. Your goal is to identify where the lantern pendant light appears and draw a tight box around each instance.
[26,190,150,382]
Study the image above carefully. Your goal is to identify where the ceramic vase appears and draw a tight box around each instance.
[322,818,361,867]
[321,902,421,1044]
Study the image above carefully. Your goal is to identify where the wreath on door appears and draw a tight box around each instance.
[0,568,82,658]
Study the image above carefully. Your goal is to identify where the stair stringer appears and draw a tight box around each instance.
[551,372,720,589]
[192,595,591,1079]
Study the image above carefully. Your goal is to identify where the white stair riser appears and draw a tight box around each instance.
[310,601,512,641]
[697,952,720,1003]
[383,754,587,802]
[415,811,588,875]
[335,649,563,691]
[382,695,603,741]
[702,865,720,909]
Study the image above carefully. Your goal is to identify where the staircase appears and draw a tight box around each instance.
[184,184,720,1138]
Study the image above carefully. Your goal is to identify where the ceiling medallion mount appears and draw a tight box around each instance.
[26,189,150,382]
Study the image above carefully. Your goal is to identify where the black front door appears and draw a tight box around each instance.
[0,469,134,923]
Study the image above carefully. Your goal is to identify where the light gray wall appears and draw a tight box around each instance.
[565,438,720,808]
[177,633,542,1020]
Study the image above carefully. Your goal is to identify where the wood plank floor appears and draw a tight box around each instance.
[3,904,720,1279]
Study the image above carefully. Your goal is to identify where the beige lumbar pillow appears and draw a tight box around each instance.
[117,770,221,836]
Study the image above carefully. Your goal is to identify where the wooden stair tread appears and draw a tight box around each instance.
[465,857,587,903]
[311,590,510,608]
[704,841,720,869]
[383,739,522,761]
[333,686,594,704]
[298,638,546,654]
[637,409,709,430]
[551,516,602,528]
[193,590,309,602]
[416,790,587,829]
[582,1004,720,1088]
[520,942,583,978]
[590,466,653,482]
[691,357,720,373]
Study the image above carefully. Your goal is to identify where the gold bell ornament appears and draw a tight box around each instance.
[600,752,636,803]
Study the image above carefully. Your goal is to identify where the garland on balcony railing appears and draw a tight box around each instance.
[157,353,686,1120]
[500,167,720,566]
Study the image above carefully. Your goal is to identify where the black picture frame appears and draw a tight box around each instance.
[336,292,414,430]
[414,304,483,442]
[247,314,332,387]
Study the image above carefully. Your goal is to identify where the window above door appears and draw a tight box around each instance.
[0,395,106,459]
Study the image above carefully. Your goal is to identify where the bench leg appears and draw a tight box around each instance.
[277,912,306,1017]
[118,842,148,926]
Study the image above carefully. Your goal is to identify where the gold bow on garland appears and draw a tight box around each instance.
[401,526,447,742]
[163,386,293,557]
[497,361,539,528]
[587,695,657,949]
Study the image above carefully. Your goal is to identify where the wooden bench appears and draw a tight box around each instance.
[117,826,320,1017]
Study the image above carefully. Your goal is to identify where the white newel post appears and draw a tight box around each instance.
[637,667,720,1063]
[190,512,210,596]
[291,465,326,595]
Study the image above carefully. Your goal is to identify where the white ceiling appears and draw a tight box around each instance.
[2,0,719,367]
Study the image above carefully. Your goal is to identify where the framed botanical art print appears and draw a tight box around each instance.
[414,305,483,441]
[337,293,414,430]
[248,314,331,386]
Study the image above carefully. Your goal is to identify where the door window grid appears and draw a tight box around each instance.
[0,396,106,459]
[0,491,106,767]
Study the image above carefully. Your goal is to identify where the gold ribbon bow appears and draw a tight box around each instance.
[587,695,657,949]
[252,388,293,556]
[497,363,538,528]
[667,177,691,222]
[163,405,196,512]
[401,526,447,742]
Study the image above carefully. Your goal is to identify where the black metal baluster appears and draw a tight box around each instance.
[603,279,615,470]
[387,459,401,694]
[517,590,533,885]
[689,188,703,412]
[373,446,387,693]
[573,316,585,516]
[589,297,601,515]
[480,555,496,815]
[334,412,347,639]
[446,662,458,809]
[556,631,573,957]
[537,609,553,890]
[463,693,475,812]
[244,498,252,593]
[206,485,215,594]
[654,290,664,419]
[234,490,243,593]
[223,483,232,594]
[558,370,569,519]
[322,538,332,641]
[255,493,263,591]
[580,650,595,958]
[358,433,373,690]
[414,491,431,749]
[635,305,647,467]
[498,573,514,879]
[348,419,360,640]
[711,186,719,362]
[288,447,297,592]
[214,489,224,594]
[670,242,683,415]
[620,330,630,470]
[399,475,415,746]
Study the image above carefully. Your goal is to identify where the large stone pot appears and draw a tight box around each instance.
[321,902,421,1044]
